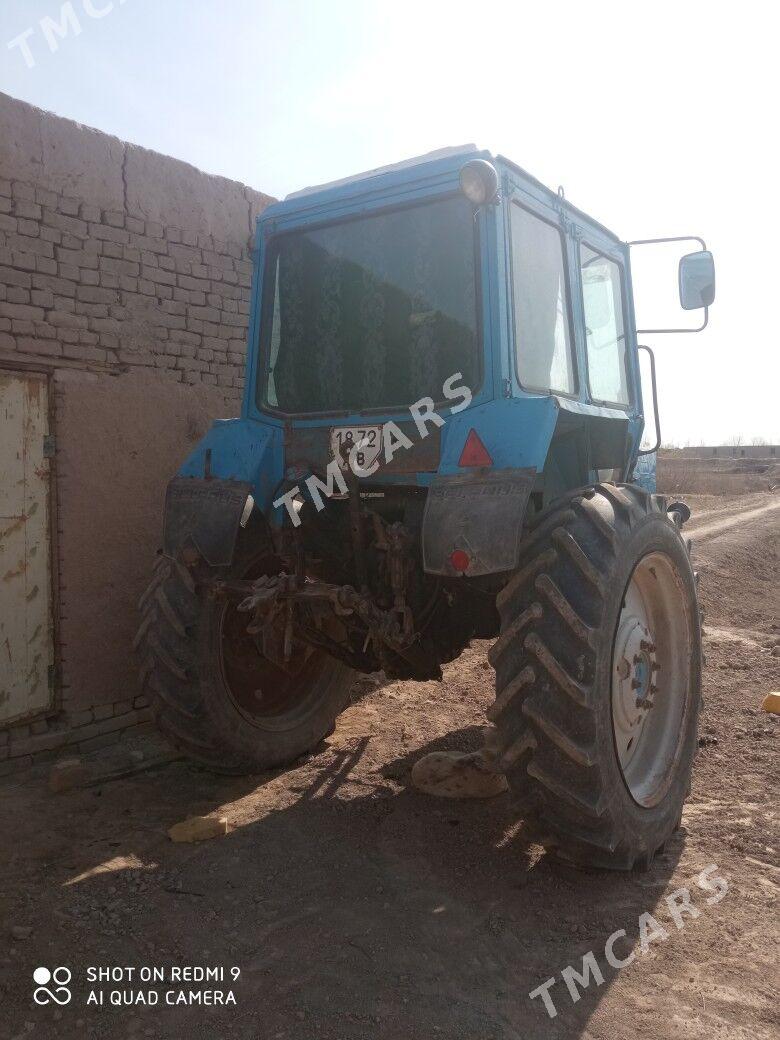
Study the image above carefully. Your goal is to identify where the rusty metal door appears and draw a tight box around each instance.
[0,371,54,725]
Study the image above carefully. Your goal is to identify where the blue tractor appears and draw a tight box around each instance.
[138,147,715,869]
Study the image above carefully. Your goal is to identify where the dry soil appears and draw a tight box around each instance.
[1,492,778,1040]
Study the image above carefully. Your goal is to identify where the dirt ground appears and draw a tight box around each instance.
[2,492,778,1040]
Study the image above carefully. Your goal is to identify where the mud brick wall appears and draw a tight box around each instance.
[0,91,274,772]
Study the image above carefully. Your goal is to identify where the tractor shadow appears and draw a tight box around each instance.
[18,723,685,1040]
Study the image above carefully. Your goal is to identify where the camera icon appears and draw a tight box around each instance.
[33,966,72,1006]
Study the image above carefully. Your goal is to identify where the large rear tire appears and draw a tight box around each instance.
[488,483,701,870]
[135,539,354,774]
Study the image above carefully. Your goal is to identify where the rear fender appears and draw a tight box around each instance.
[422,467,536,576]
[166,417,283,565]
[423,397,559,576]
[177,417,284,509]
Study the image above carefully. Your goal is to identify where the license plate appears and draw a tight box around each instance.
[330,425,383,472]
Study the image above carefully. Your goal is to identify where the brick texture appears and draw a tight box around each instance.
[0,177,267,410]
[0,91,274,771]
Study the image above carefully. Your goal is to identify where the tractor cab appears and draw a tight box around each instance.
[175,144,713,577]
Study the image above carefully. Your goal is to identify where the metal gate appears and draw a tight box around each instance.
[0,371,54,726]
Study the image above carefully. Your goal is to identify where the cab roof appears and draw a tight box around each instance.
[263,144,622,246]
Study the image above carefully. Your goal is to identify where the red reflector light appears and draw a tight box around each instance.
[458,428,493,467]
[450,549,470,573]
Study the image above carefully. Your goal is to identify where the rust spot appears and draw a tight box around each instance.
[25,378,42,405]
[2,559,26,583]
[0,515,27,539]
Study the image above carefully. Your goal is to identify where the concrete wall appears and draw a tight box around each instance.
[0,92,274,771]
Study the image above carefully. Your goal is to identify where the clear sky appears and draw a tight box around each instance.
[1,0,777,445]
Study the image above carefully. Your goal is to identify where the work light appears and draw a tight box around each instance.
[459,159,499,205]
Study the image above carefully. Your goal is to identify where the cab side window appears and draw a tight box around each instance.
[510,203,576,395]
[580,244,629,406]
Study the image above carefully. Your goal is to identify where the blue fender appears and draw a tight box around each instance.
[437,396,561,474]
[177,417,285,513]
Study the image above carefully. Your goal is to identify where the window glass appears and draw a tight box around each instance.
[510,203,575,394]
[261,196,479,414]
[580,244,629,405]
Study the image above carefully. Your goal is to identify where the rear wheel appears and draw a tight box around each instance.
[135,538,354,774]
[488,483,701,870]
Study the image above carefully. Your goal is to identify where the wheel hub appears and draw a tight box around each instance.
[610,550,693,808]
[613,614,658,768]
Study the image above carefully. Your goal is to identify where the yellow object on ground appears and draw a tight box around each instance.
[411,750,508,799]
[761,692,780,714]
[168,816,228,843]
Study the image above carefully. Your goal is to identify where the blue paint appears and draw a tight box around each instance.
[180,148,648,525]
[632,452,657,493]
[177,417,284,512]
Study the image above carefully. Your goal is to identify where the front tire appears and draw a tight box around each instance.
[135,542,354,774]
[488,483,701,870]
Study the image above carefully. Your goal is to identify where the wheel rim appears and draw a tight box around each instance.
[611,551,693,807]
[217,556,330,730]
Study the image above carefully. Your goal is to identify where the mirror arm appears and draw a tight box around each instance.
[628,235,710,333]
[628,235,707,251]
[637,344,661,456]
[635,306,708,336]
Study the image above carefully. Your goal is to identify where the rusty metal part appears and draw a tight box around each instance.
[386,521,414,641]
[216,563,324,721]
[213,500,445,680]
[220,567,435,676]
[341,443,369,592]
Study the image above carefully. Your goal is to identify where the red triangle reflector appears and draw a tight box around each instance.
[458,429,493,467]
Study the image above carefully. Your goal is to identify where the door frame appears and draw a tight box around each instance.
[0,360,60,726]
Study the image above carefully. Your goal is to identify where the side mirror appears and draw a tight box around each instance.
[679,250,715,310]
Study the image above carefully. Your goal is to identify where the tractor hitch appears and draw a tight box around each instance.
[213,571,439,679]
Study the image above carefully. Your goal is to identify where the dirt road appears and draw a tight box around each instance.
[2,492,778,1040]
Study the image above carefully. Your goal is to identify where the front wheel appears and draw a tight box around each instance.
[135,541,354,774]
[488,483,701,870]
